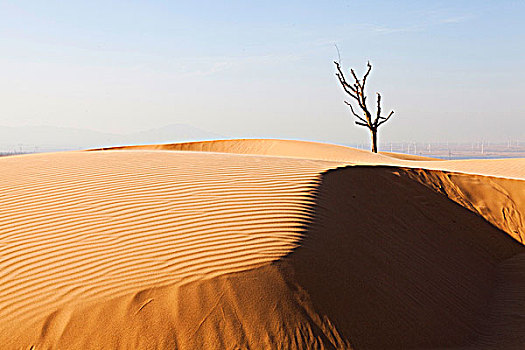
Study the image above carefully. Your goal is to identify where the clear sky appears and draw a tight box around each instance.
[1,0,524,145]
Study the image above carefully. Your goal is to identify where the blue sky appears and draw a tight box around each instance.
[0,0,523,144]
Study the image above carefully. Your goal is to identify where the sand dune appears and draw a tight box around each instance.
[1,140,524,349]
[94,138,525,179]
[405,168,525,243]
[0,150,343,348]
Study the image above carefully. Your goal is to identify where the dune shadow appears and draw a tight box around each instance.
[288,166,525,349]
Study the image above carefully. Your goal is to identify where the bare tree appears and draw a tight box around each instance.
[334,60,394,153]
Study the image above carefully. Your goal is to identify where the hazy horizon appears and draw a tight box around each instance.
[1,1,524,145]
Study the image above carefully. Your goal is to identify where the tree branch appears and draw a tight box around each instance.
[377,110,394,126]
[375,93,382,126]
[350,68,360,87]
[344,101,368,124]
[335,70,357,93]
[334,44,341,64]
[361,61,372,91]
[336,76,358,99]
[334,62,359,99]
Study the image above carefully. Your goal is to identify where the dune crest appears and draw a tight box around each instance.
[94,138,525,179]
[405,169,525,243]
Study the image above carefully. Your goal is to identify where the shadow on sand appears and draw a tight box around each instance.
[288,166,525,349]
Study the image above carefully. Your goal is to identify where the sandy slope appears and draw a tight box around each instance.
[0,150,343,348]
[1,140,524,349]
[95,138,525,180]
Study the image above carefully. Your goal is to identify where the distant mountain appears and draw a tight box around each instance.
[0,124,224,153]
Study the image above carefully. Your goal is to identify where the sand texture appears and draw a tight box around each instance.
[95,139,525,179]
[1,139,524,349]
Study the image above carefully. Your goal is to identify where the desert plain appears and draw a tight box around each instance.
[0,139,524,349]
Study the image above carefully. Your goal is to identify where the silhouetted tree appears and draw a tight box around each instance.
[334,60,394,153]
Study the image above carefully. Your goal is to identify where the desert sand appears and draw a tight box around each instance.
[1,139,524,349]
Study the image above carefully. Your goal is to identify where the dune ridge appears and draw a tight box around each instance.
[92,138,525,180]
[405,168,525,243]
[288,166,524,348]
[1,140,524,349]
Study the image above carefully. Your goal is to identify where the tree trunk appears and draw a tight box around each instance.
[371,128,378,153]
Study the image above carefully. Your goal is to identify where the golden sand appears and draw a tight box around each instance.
[1,140,524,349]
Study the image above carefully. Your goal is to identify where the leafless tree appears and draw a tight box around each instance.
[334,60,394,153]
